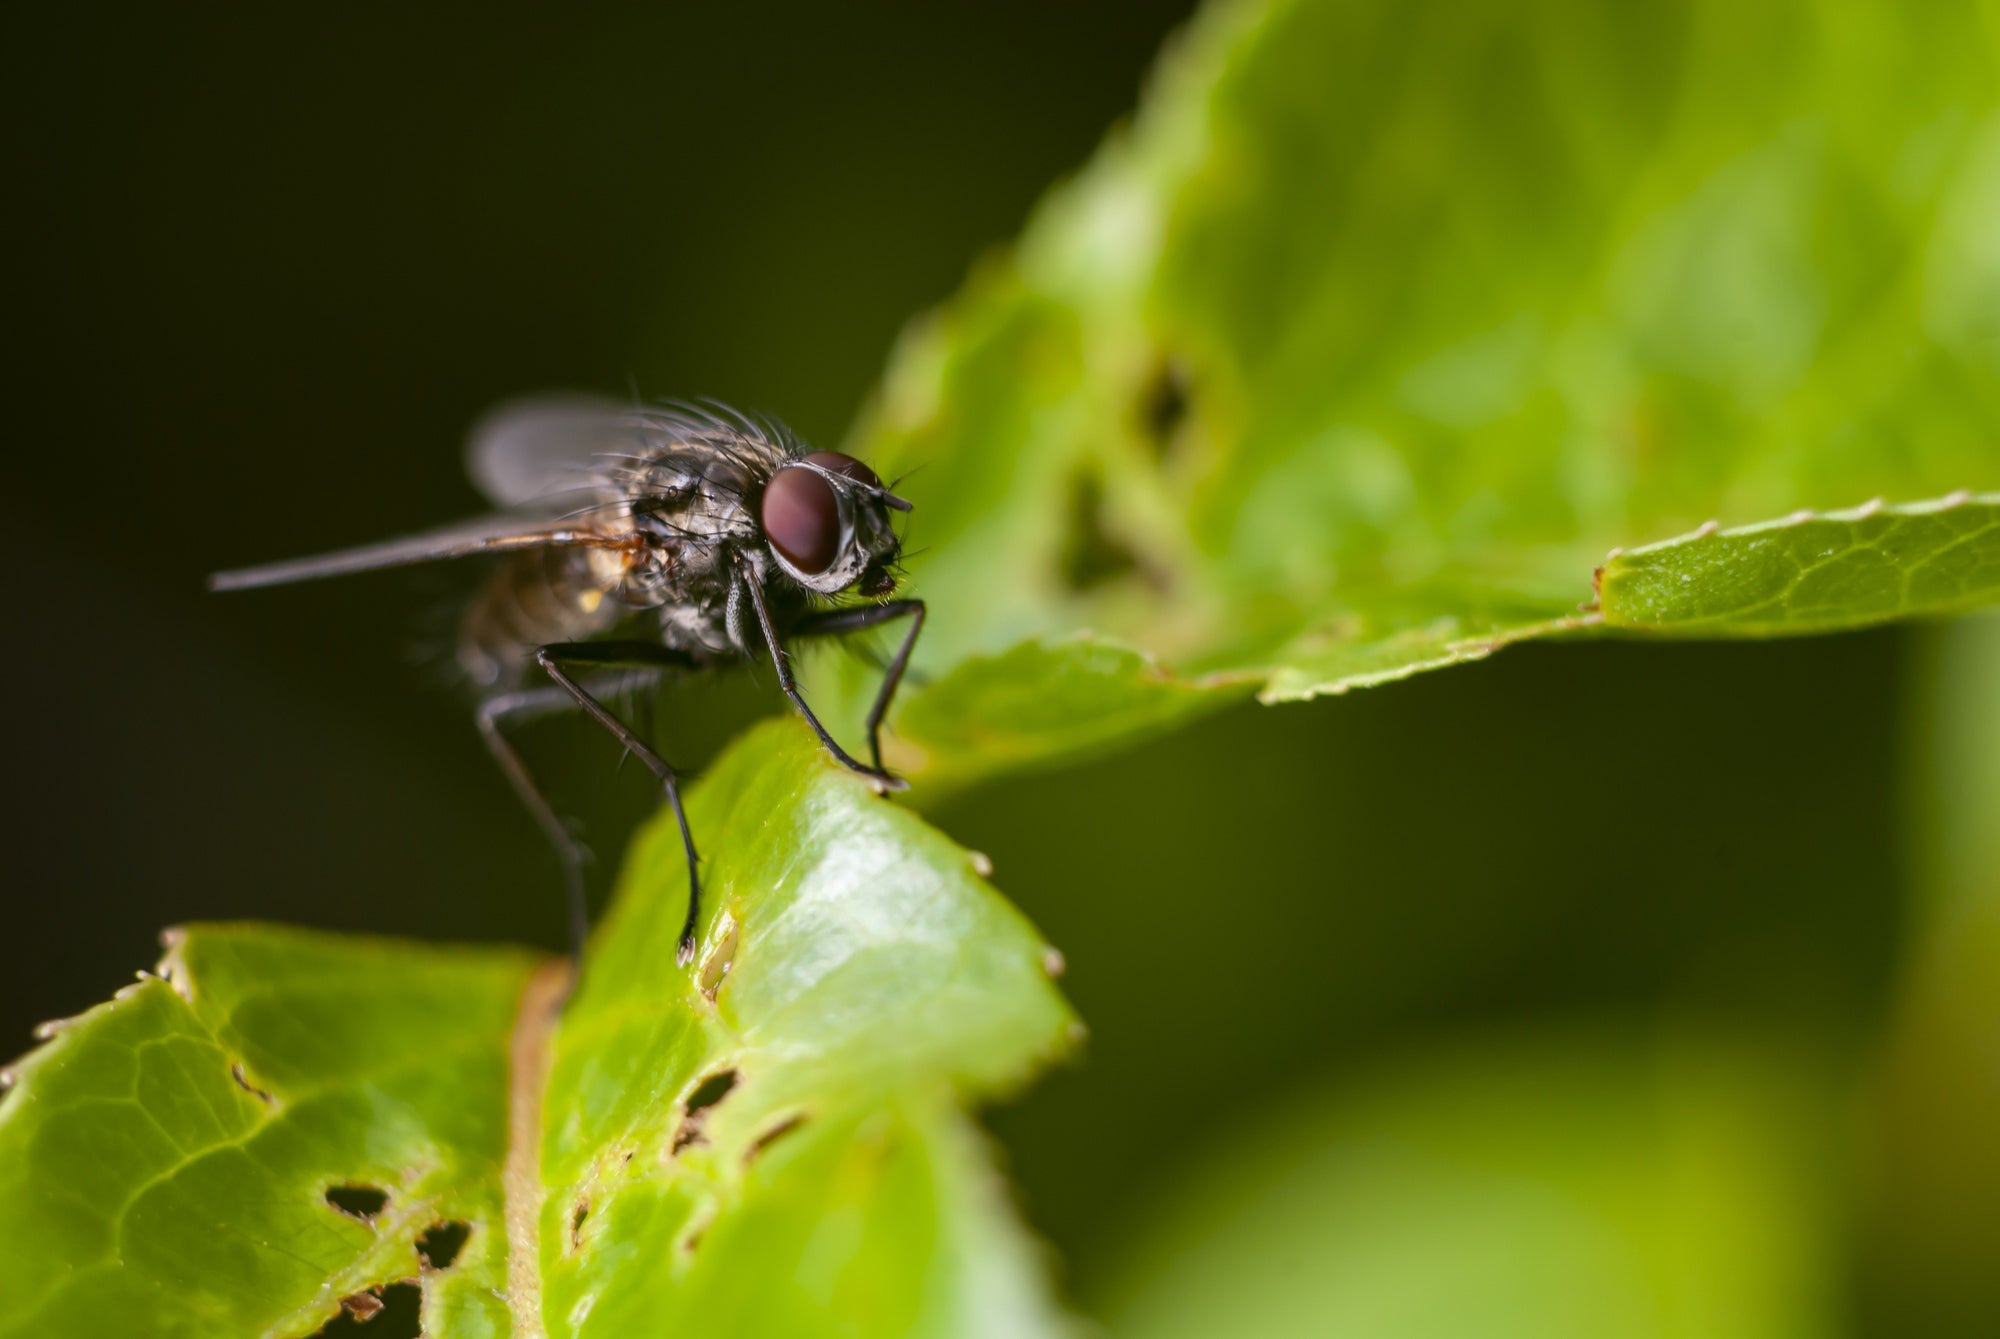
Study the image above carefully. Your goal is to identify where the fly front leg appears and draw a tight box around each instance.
[535,641,705,967]
[736,563,910,791]
[790,599,925,774]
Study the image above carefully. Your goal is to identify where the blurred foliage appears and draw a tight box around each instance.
[1098,1033,1838,1339]
[1857,614,2000,1330]
[4,0,2000,1335]
[1059,616,2000,1339]
[827,0,2000,787]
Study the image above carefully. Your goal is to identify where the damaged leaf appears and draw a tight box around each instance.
[0,722,1074,1338]
[534,719,1075,1337]
[0,927,535,1338]
[817,0,2000,788]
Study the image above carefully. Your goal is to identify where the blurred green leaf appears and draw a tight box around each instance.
[1095,1032,1839,1339]
[0,724,1076,1337]
[1860,612,2000,1327]
[829,0,2000,787]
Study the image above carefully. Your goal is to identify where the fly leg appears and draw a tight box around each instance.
[790,599,925,775]
[477,681,611,962]
[737,567,910,791]
[532,641,705,968]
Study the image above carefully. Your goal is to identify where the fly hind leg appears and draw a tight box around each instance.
[477,681,604,962]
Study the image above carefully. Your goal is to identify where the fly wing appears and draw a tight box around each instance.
[208,513,630,592]
[465,394,646,508]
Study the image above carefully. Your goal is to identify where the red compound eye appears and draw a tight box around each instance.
[763,453,885,576]
[762,464,842,574]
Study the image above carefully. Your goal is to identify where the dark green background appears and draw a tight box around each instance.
[0,2,1938,1323]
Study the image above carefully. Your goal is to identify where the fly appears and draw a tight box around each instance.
[210,396,924,967]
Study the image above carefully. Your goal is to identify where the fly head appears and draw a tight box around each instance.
[760,451,909,597]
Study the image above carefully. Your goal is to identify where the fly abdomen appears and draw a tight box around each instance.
[459,546,620,687]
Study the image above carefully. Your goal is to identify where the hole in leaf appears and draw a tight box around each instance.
[417,1220,469,1271]
[672,1067,741,1153]
[745,1112,808,1164]
[1058,469,1138,592]
[231,1062,274,1104]
[1136,354,1191,455]
[325,1184,389,1220]
[569,1197,590,1251]
[306,1281,420,1337]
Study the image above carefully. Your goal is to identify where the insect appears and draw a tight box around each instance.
[211,397,922,967]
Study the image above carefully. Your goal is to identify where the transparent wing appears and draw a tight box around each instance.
[208,513,630,592]
[465,394,644,508]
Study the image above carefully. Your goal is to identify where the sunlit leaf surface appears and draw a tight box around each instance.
[536,721,1074,1338]
[1598,494,2000,633]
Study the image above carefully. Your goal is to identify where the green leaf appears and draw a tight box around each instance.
[822,0,2000,788]
[0,926,536,1338]
[534,720,1074,1338]
[1598,493,2000,634]
[0,723,1076,1337]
